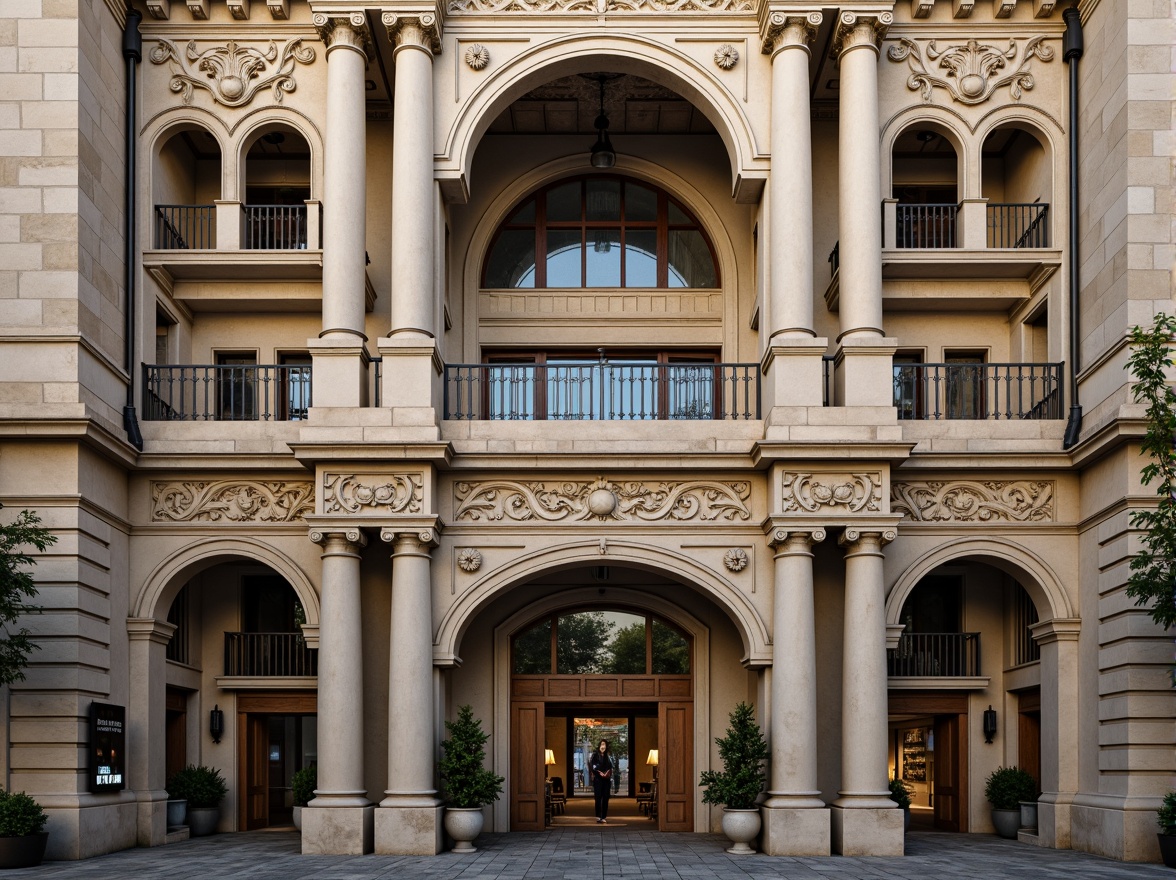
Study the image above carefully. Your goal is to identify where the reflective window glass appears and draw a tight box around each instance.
[586,229,621,286]
[547,182,581,223]
[586,179,621,221]
[667,230,716,288]
[513,618,551,673]
[625,231,657,286]
[625,182,657,221]
[651,619,690,674]
[546,230,582,287]
[484,229,536,288]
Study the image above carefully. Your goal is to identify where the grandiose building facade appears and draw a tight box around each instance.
[0,0,1172,863]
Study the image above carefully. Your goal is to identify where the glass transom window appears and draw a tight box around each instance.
[483,176,719,289]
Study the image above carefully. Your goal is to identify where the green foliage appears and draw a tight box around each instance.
[291,765,316,807]
[0,790,47,837]
[984,766,1036,810]
[439,705,504,808]
[555,612,613,674]
[698,702,768,810]
[1157,791,1176,836]
[166,765,228,809]
[0,507,55,686]
[604,622,647,674]
[888,776,913,809]
[1126,313,1176,629]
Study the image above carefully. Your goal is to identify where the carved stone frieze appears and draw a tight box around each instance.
[151,481,313,523]
[148,38,315,107]
[781,472,882,514]
[453,478,752,523]
[447,0,752,12]
[891,480,1055,523]
[887,36,1054,105]
[323,474,423,515]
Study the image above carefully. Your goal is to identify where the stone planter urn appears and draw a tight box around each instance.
[1158,834,1176,868]
[444,807,484,853]
[1019,800,1038,831]
[292,805,302,830]
[166,798,187,828]
[187,806,219,837]
[721,808,761,855]
[991,808,1020,839]
[0,833,48,869]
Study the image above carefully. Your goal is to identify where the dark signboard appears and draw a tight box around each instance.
[88,702,126,793]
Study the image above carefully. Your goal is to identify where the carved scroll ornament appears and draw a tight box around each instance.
[781,472,882,514]
[149,38,315,107]
[453,478,752,523]
[324,474,423,514]
[151,480,313,522]
[891,480,1055,522]
[447,0,751,12]
[887,36,1054,105]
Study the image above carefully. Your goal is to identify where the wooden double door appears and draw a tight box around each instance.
[890,691,968,832]
[511,690,692,832]
[237,691,317,830]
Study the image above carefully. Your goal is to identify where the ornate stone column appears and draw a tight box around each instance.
[309,12,373,407]
[127,617,176,847]
[302,528,373,855]
[761,527,830,856]
[833,11,897,407]
[1030,617,1081,849]
[758,8,828,414]
[378,12,443,421]
[832,527,902,856]
[375,526,442,855]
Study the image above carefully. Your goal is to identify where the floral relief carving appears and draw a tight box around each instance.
[723,548,748,572]
[453,478,752,523]
[457,548,483,572]
[148,38,315,107]
[891,480,1055,523]
[887,36,1054,105]
[781,473,882,514]
[464,43,490,69]
[714,44,739,70]
[323,474,423,515]
[447,0,751,12]
[151,481,313,522]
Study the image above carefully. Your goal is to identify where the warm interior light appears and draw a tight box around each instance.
[646,749,658,766]
[544,749,556,766]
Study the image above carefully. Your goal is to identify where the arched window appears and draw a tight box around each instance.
[513,609,690,675]
[483,176,719,289]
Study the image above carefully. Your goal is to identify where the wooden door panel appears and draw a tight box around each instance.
[511,702,546,831]
[932,714,963,832]
[244,715,268,830]
[658,701,692,832]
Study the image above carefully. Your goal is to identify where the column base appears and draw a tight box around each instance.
[833,337,897,408]
[830,804,904,856]
[760,805,831,856]
[136,791,167,847]
[301,804,374,854]
[374,802,443,855]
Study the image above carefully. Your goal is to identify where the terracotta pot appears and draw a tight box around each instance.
[991,808,1020,839]
[166,798,187,828]
[721,808,761,855]
[1158,833,1176,869]
[0,832,48,869]
[444,807,484,853]
[188,806,219,837]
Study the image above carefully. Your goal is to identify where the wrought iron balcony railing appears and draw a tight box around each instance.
[893,362,1062,420]
[896,203,958,249]
[224,632,316,677]
[244,204,308,250]
[154,204,215,249]
[142,364,311,421]
[888,632,981,677]
[444,362,760,421]
[988,203,1049,248]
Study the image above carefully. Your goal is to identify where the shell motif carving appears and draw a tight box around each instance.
[457,548,483,572]
[781,473,882,514]
[887,36,1054,105]
[891,480,1055,522]
[149,38,315,107]
[464,43,490,70]
[454,478,752,523]
[723,548,748,572]
[324,474,423,514]
[151,480,313,522]
[448,0,752,12]
[714,44,739,69]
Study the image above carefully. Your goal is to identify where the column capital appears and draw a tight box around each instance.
[766,525,827,551]
[759,8,822,56]
[310,526,368,551]
[832,9,893,55]
[837,526,897,552]
[126,617,178,645]
[382,7,443,55]
[1029,617,1081,645]
[311,10,375,59]
[379,523,441,550]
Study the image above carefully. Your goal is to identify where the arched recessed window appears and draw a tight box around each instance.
[513,610,690,675]
[483,176,719,289]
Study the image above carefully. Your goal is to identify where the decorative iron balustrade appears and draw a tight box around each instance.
[888,632,981,677]
[154,204,215,249]
[893,362,1062,420]
[896,203,958,248]
[444,362,760,421]
[224,632,316,677]
[244,204,309,250]
[989,203,1049,248]
[143,364,311,421]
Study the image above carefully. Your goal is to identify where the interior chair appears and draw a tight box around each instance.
[549,776,566,814]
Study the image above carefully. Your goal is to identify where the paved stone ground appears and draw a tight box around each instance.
[19,830,1170,879]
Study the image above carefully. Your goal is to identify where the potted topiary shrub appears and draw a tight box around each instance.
[438,705,504,853]
[166,765,227,837]
[889,777,913,832]
[984,766,1035,839]
[291,765,316,830]
[0,789,49,868]
[698,701,769,854]
[1156,791,1176,868]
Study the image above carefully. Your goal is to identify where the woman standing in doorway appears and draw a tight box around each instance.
[589,739,614,824]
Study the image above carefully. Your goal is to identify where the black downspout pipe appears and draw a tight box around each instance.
[1062,7,1084,449]
[122,7,144,451]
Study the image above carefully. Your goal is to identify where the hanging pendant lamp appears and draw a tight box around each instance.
[585,74,619,168]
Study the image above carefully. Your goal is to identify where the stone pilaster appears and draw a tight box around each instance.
[126,618,176,848]
[1031,617,1080,850]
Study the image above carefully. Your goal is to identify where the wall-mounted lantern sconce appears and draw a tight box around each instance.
[210,705,224,744]
[982,705,997,744]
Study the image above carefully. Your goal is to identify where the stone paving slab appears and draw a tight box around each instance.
[18,830,1169,879]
